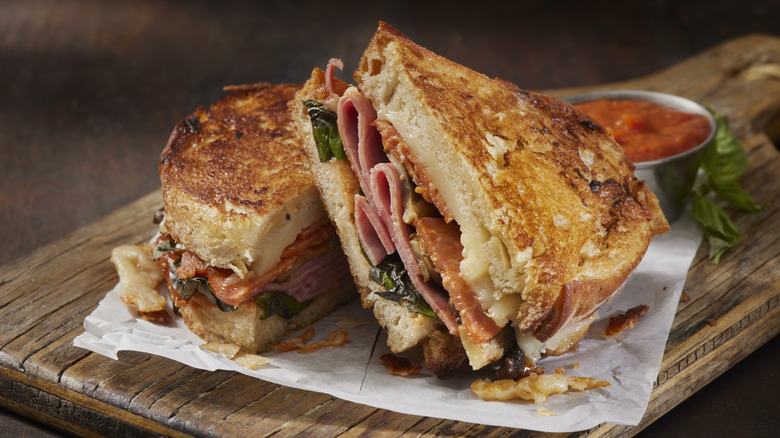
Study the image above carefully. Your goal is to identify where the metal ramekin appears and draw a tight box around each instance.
[564,90,717,222]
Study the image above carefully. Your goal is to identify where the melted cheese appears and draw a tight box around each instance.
[377,93,519,346]
[459,326,505,369]
[111,245,165,312]
[513,312,600,363]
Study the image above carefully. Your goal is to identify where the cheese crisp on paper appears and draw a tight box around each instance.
[75,213,702,432]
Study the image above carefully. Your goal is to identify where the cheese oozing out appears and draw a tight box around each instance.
[515,312,599,363]
[371,72,526,329]
[111,244,165,313]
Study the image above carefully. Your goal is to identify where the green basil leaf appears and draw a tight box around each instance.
[302,100,346,162]
[712,179,766,213]
[255,291,312,320]
[707,235,733,265]
[704,112,766,212]
[153,238,176,259]
[370,254,437,319]
[692,111,767,263]
[168,258,236,312]
[328,122,347,160]
[707,113,748,182]
[692,192,741,264]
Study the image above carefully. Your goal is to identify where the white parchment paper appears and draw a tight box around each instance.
[74,212,702,432]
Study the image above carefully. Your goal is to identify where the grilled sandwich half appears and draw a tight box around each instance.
[156,82,355,353]
[291,23,668,375]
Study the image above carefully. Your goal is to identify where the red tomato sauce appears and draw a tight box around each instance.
[575,98,711,162]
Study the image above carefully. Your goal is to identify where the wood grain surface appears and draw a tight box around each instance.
[0,32,778,437]
[2,1,779,436]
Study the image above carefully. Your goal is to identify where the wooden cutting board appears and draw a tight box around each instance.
[1,34,778,437]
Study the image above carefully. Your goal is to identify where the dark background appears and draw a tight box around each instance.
[1,0,778,436]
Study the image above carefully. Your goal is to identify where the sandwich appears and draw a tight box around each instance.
[147,82,354,354]
[290,23,669,376]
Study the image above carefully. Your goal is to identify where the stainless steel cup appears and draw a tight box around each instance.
[564,90,717,222]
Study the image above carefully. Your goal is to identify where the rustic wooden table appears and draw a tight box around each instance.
[1,1,778,437]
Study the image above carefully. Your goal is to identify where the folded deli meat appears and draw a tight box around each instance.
[291,22,669,376]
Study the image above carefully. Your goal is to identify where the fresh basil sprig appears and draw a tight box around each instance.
[370,254,437,318]
[692,112,767,263]
[302,99,346,162]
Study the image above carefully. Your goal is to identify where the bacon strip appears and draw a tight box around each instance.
[414,217,502,343]
[175,220,344,307]
[370,164,460,334]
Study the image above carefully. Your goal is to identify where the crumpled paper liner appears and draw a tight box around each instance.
[74,212,702,432]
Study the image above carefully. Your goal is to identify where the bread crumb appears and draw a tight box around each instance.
[111,244,167,317]
[297,330,349,354]
[273,327,316,352]
[603,305,649,338]
[537,407,555,417]
[337,316,370,329]
[201,342,242,359]
[380,354,422,376]
[233,352,271,370]
[471,371,609,403]
[201,342,271,369]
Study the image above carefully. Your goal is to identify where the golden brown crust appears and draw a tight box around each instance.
[157,82,356,354]
[160,83,328,275]
[161,83,305,215]
[355,22,669,349]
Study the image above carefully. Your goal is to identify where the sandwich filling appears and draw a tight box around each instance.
[319,57,662,371]
[155,217,349,319]
[331,82,510,368]
[299,24,668,376]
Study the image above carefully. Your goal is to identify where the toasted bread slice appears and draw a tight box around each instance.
[179,276,353,353]
[160,83,325,278]
[157,83,355,353]
[354,22,669,357]
[290,69,440,352]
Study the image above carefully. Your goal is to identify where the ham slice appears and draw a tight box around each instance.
[370,164,460,334]
[323,58,344,111]
[253,241,351,303]
[325,58,343,97]
[354,194,395,265]
[337,88,386,200]
[336,88,461,335]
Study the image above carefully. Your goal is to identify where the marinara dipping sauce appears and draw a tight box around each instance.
[575,98,712,163]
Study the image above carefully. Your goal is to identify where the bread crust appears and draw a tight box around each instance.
[160,83,355,353]
[354,23,668,345]
[160,83,324,276]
